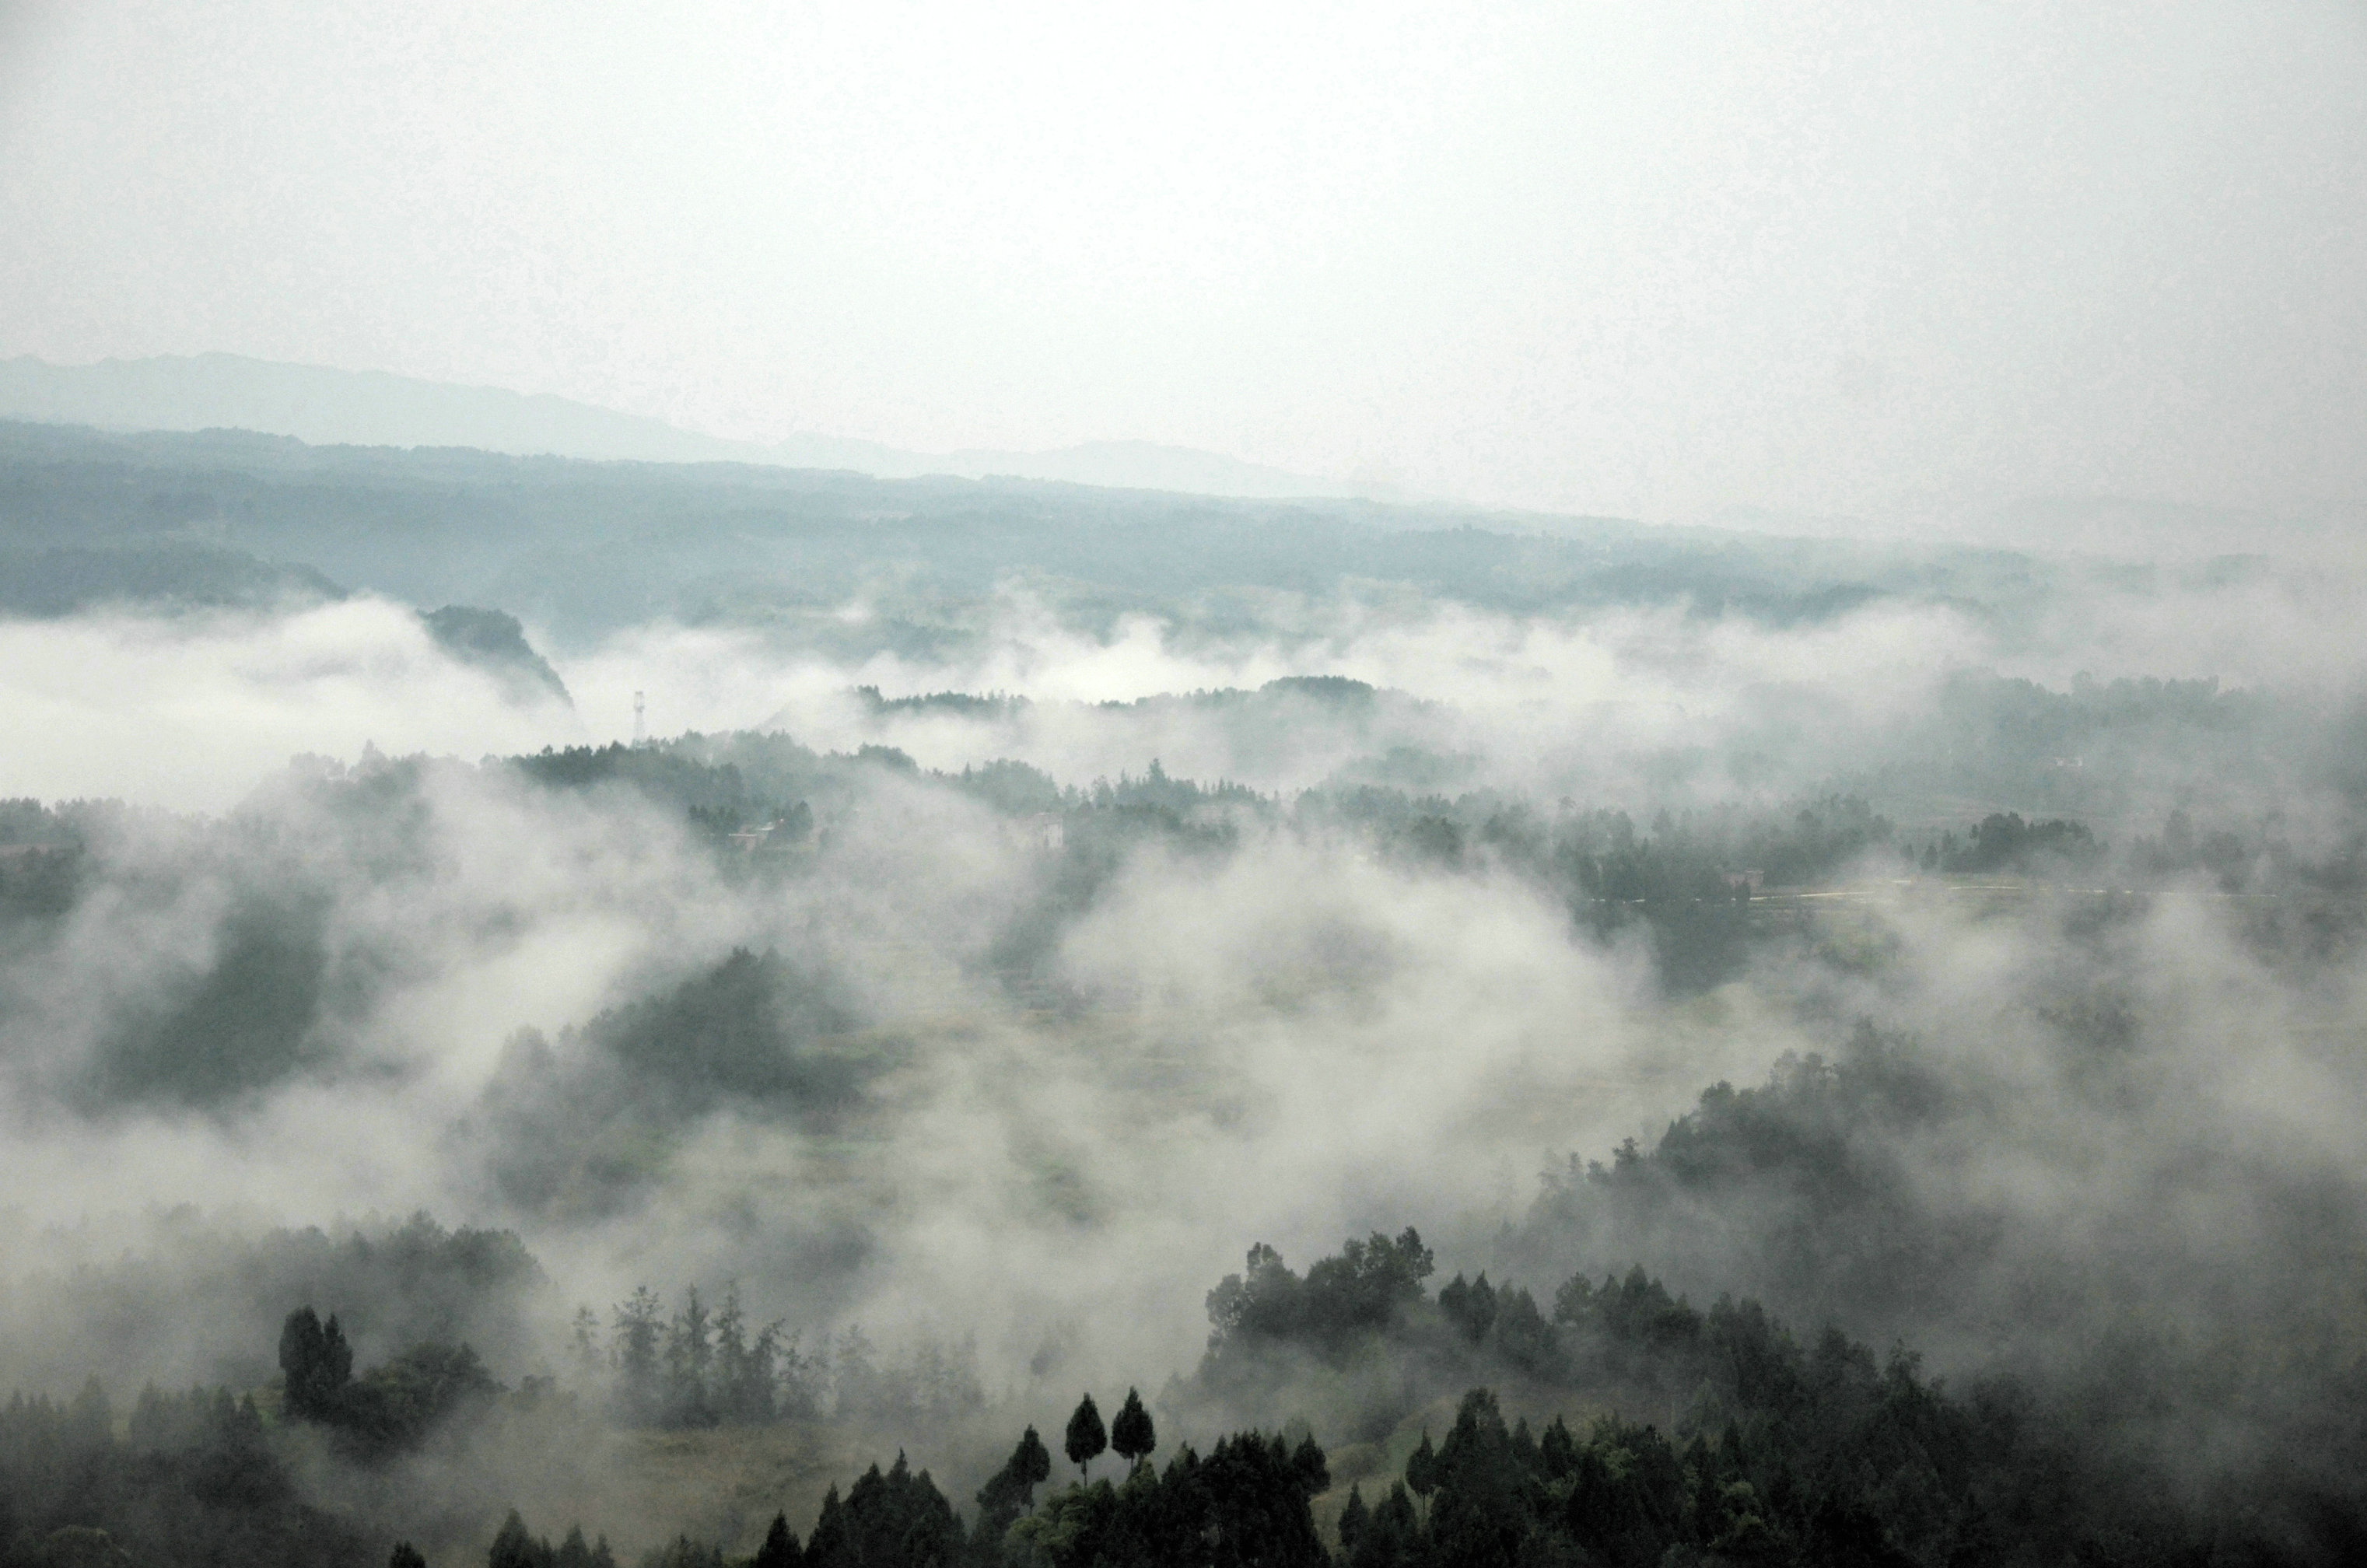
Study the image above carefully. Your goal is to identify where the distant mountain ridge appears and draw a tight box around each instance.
[0,353,1363,502]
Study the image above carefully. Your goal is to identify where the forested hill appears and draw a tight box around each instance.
[10,1207,2365,1567]
[0,419,2057,647]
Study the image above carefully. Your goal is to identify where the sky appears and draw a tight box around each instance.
[2,0,2364,522]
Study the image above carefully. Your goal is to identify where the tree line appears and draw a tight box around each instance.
[579,1284,984,1431]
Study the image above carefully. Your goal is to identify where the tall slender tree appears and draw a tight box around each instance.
[1065,1393,1108,1482]
[1017,1424,1053,1491]
[753,1511,800,1568]
[1110,1386,1157,1468]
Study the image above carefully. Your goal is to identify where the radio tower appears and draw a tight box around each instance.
[632,691,646,747]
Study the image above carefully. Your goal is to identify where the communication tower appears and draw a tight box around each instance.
[632,690,646,747]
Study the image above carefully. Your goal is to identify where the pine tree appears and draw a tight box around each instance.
[712,1285,748,1423]
[388,1545,426,1568]
[1110,1386,1156,1468]
[664,1286,715,1426]
[753,1511,800,1568]
[488,1510,548,1568]
[1338,1484,1371,1556]
[570,1306,602,1385]
[805,1485,846,1567]
[612,1287,665,1426]
[1018,1424,1052,1489]
[321,1314,355,1392]
[278,1307,326,1418]
[1406,1428,1437,1519]
[1065,1393,1107,1481]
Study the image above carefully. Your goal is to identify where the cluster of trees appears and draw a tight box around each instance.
[580,1285,983,1432]
[1203,1230,1437,1363]
[418,605,570,705]
[1196,1228,2367,1566]
[0,1378,367,1568]
[481,949,862,1217]
[1910,810,2099,873]
[12,1216,2367,1566]
[502,1413,1330,1568]
[277,1307,499,1456]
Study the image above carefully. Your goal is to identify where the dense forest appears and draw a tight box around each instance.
[10,1164,2365,1566]
[5,425,2365,1566]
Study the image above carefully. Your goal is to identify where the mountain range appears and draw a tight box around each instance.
[0,352,1371,502]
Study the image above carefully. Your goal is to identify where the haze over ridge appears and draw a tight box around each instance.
[0,353,1371,502]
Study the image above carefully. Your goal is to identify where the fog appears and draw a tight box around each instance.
[5,4,2366,518]
[5,5,2367,1563]
[0,510,2359,1559]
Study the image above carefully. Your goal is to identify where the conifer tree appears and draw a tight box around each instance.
[1065,1392,1107,1481]
[753,1511,800,1568]
[1018,1424,1053,1489]
[1110,1386,1156,1468]
[804,1484,846,1566]
[1337,1484,1371,1557]
[1406,1428,1437,1519]
[488,1510,546,1568]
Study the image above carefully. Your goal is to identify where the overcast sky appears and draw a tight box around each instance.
[2,1,2362,521]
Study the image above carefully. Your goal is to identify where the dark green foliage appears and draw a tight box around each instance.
[972,1452,1033,1548]
[475,1515,620,1568]
[512,744,761,814]
[275,1306,498,1455]
[801,1454,965,1568]
[480,948,862,1215]
[1204,1230,1434,1367]
[753,1512,800,1568]
[1940,810,2099,873]
[1405,1430,1437,1500]
[1109,1388,1155,1467]
[637,1538,724,1568]
[335,1341,500,1455]
[948,759,1069,816]
[488,1510,544,1568]
[419,605,569,703]
[86,891,333,1107]
[1526,1030,1966,1336]
[1064,1395,1106,1480]
[1001,1428,1331,1568]
[855,687,1031,719]
[0,1381,369,1568]
[1436,1274,1497,1344]
[277,1307,352,1418]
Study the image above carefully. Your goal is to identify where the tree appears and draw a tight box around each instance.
[1017,1424,1053,1489]
[663,1286,715,1426]
[712,1285,749,1420]
[569,1307,601,1384]
[1338,1484,1371,1557]
[753,1511,800,1568]
[389,1547,426,1568]
[488,1510,548,1568]
[277,1306,352,1419]
[612,1287,664,1426]
[975,1424,1056,1545]
[1065,1393,1107,1481]
[1406,1429,1437,1517]
[1110,1387,1156,1468]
